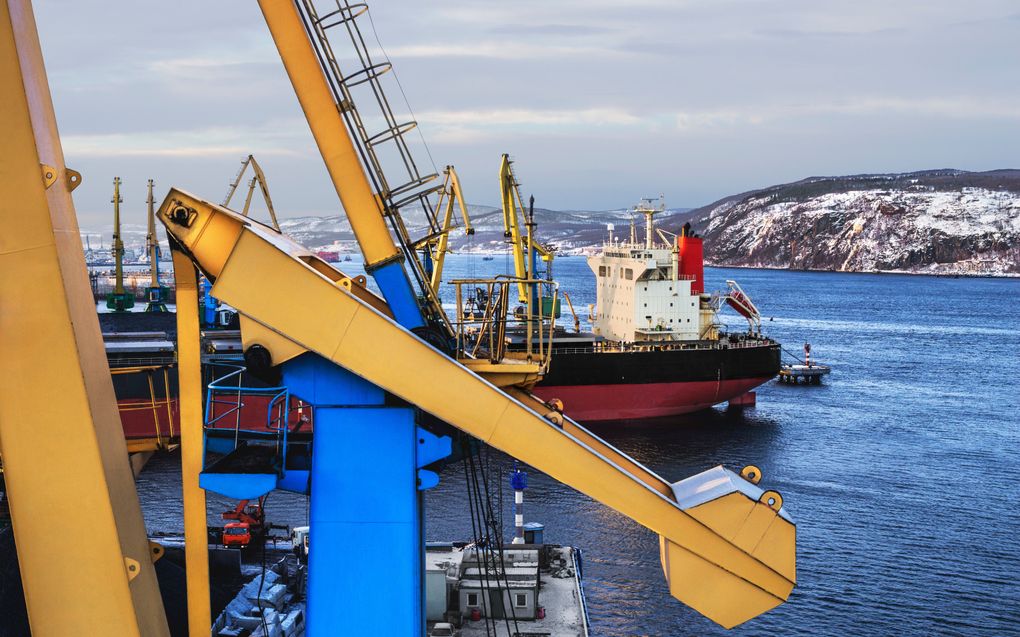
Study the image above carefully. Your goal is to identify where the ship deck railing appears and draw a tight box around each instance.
[550,338,778,355]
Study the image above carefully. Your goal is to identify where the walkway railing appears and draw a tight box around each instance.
[110,363,176,449]
[204,365,303,474]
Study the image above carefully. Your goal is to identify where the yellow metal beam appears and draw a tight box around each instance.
[257,0,400,269]
[426,166,474,294]
[171,247,212,637]
[0,1,168,633]
[499,154,528,300]
[159,195,796,628]
[499,154,556,302]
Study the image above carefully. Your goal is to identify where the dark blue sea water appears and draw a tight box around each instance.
[137,256,1020,636]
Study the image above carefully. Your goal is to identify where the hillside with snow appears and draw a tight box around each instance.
[264,204,690,256]
[690,169,1020,276]
[79,169,1020,277]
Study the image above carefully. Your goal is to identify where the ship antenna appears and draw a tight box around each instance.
[636,196,665,250]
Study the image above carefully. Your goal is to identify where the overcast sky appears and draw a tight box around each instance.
[34,0,1020,228]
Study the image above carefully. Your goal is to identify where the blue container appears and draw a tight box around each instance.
[523,522,544,545]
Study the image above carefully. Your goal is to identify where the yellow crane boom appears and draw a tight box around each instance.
[415,165,474,295]
[0,1,168,633]
[500,153,555,302]
[158,190,796,629]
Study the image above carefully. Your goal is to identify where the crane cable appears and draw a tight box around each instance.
[463,440,521,636]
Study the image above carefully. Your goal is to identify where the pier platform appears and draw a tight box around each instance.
[778,364,830,385]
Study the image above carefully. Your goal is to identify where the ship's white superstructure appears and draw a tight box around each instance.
[587,198,717,343]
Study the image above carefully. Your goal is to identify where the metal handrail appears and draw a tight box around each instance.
[451,276,557,373]
[547,338,778,356]
[204,365,293,475]
[110,363,176,448]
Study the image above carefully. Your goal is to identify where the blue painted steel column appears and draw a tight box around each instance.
[367,259,426,330]
[281,352,448,635]
[201,277,217,327]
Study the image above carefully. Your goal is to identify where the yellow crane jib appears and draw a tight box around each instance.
[222,154,281,231]
[158,189,796,629]
[416,165,474,295]
[498,154,558,319]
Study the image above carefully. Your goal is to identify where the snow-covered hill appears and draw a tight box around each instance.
[79,168,1020,277]
[692,170,1020,276]
[258,204,691,255]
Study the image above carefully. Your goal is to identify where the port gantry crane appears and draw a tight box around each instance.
[499,154,556,304]
[144,178,171,312]
[417,165,474,296]
[107,175,135,311]
[0,1,797,637]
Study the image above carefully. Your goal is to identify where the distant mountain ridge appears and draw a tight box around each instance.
[688,169,1020,276]
[269,204,695,255]
[80,169,1020,276]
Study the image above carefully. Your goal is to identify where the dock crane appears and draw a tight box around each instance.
[162,1,795,634]
[144,179,171,312]
[107,176,135,311]
[499,153,557,308]
[222,153,281,231]
[416,165,474,295]
[0,1,797,636]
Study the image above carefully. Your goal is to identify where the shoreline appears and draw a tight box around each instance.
[703,261,1020,280]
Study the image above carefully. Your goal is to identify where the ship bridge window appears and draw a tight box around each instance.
[624,268,633,280]
[598,266,607,277]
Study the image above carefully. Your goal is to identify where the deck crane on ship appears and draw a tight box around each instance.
[0,2,797,637]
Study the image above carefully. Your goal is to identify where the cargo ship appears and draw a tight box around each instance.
[529,198,780,422]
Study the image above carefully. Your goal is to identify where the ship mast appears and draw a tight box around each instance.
[634,195,666,250]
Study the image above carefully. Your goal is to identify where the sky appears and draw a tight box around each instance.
[33,0,1020,228]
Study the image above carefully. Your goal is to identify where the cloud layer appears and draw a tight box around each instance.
[33,0,1020,227]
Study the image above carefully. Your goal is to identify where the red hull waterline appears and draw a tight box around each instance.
[533,376,773,423]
